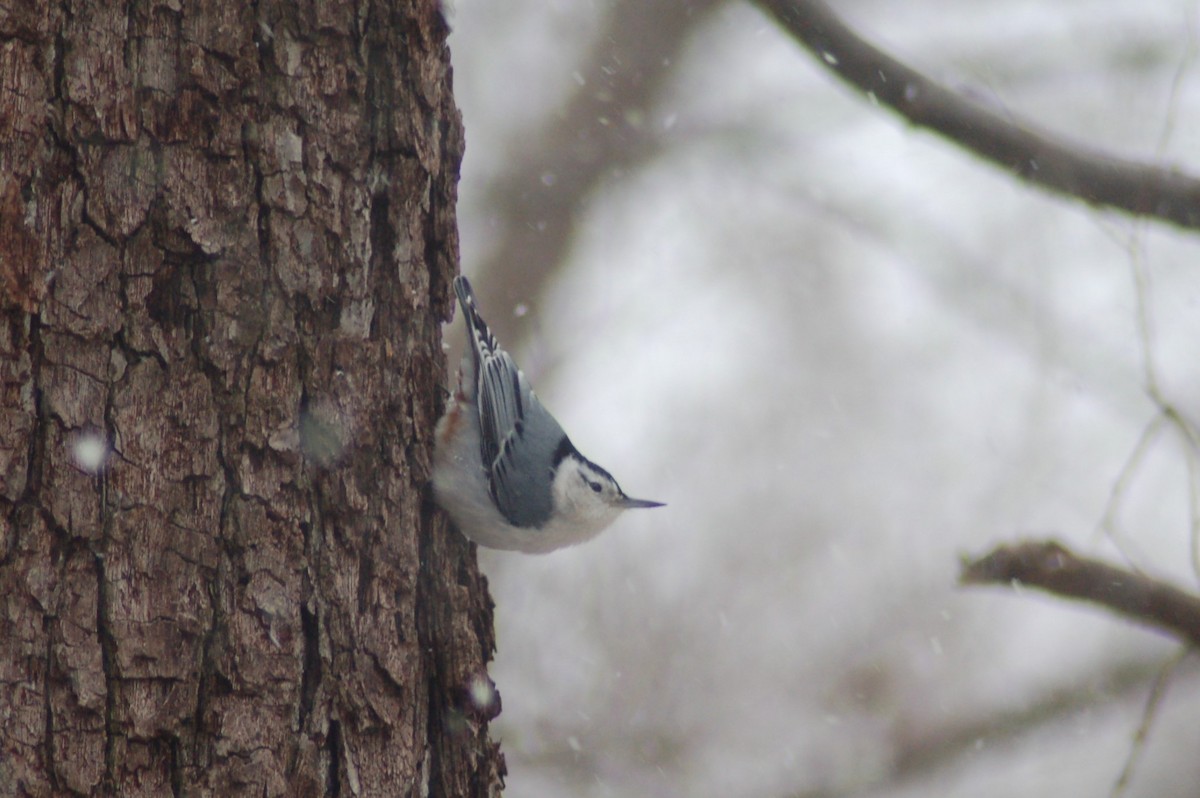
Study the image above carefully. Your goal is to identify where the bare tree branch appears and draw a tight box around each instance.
[885,658,1189,798]
[470,0,723,346]
[755,0,1200,232]
[960,540,1200,646]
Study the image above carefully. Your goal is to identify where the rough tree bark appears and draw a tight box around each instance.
[0,0,503,795]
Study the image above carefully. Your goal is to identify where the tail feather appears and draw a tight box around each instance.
[454,275,500,360]
[453,274,477,314]
[453,276,501,379]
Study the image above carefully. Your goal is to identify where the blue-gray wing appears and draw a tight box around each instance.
[454,276,562,528]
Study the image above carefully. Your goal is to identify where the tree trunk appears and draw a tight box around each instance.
[0,0,503,795]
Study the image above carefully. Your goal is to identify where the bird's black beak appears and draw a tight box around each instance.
[617,496,665,510]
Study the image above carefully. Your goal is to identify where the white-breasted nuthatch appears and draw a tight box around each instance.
[433,275,663,554]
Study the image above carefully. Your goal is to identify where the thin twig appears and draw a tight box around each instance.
[1109,647,1187,798]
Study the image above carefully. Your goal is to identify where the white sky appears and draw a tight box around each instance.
[449,1,1200,795]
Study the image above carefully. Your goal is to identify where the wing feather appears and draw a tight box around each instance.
[453,276,561,527]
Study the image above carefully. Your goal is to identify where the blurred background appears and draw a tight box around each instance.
[445,1,1200,795]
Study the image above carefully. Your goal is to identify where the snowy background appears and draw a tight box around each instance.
[446,1,1200,795]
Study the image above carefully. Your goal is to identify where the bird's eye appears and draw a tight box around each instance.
[588,481,603,493]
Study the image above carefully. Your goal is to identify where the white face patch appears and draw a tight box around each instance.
[551,458,625,532]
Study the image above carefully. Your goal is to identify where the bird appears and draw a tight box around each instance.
[432,275,663,554]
